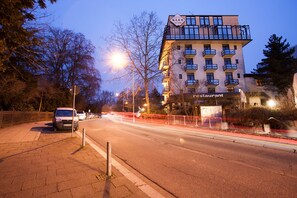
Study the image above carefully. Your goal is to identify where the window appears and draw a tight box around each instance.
[225,72,233,81]
[185,44,192,50]
[205,58,213,65]
[179,74,182,79]
[186,58,194,65]
[187,74,195,80]
[178,59,182,64]
[213,16,223,25]
[208,88,215,93]
[234,45,237,50]
[188,88,195,93]
[222,44,230,50]
[224,58,232,65]
[237,73,240,78]
[184,26,199,35]
[200,16,209,25]
[204,44,211,50]
[256,80,263,86]
[186,17,196,25]
[236,59,239,64]
[206,73,214,81]
[215,26,232,36]
[177,45,181,50]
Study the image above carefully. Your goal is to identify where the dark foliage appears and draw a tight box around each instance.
[253,34,297,95]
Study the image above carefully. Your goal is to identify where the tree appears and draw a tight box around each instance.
[42,27,102,110]
[0,0,57,71]
[107,11,163,114]
[0,0,57,110]
[253,34,297,95]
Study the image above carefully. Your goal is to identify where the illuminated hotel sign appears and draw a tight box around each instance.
[170,14,185,26]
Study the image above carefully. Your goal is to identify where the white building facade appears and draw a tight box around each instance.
[159,15,252,112]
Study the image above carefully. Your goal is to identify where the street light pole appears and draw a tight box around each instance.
[132,64,135,123]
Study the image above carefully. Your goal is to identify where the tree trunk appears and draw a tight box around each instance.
[145,80,150,114]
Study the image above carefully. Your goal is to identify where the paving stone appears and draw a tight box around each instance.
[0,122,151,197]
[70,184,95,198]
[33,183,58,197]
[22,178,46,190]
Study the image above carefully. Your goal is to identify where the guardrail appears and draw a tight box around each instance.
[0,111,53,128]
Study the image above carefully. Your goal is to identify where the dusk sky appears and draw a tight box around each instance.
[46,0,297,93]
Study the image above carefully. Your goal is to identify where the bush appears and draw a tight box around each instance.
[227,107,296,130]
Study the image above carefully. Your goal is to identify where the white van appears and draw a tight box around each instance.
[53,107,79,131]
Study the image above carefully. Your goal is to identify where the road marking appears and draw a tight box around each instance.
[75,132,165,198]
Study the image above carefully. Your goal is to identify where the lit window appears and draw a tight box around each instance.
[200,16,209,25]
[186,17,196,25]
[213,16,223,25]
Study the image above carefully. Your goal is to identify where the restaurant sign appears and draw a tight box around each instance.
[193,93,224,99]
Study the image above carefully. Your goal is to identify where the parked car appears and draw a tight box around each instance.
[53,107,79,131]
[77,111,86,120]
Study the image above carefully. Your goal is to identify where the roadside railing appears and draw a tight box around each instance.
[110,112,297,138]
[0,111,53,128]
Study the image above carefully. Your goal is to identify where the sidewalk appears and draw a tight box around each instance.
[0,122,149,198]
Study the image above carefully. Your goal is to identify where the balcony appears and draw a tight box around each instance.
[205,79,219,87]
[202,49,216,57]
[224,79,239,87]
[223,64,237,71]
[185,79,199,86]
[184,49,196,57]
[204,64,218,71]
[162,25,252,47]
[221,49,236,57]
[184,64,198,72]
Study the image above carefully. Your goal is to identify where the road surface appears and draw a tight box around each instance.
[80,117,297,197]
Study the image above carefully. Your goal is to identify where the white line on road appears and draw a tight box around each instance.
[75,131,165,198]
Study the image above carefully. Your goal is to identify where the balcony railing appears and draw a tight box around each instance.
[163,25,252,42]
[184,49,196,57]
[204,64,218,71]
[205,79,219,86]
[184,64,198,71]
[202,49,216,57]
[224,79,239,86]
[221,49,236,57]
[223,64,237,71]
[185,79,199,86]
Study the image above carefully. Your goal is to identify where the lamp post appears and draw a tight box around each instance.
[132,64,135,122]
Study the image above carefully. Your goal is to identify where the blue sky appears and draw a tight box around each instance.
[46,0,297,93]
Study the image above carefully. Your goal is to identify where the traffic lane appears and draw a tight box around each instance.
[80,119,297,197]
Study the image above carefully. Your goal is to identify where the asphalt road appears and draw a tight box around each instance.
[80,117,297,198]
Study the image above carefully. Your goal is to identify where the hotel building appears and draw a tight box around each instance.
[159,14,252,113]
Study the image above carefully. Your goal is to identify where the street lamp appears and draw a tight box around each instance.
[267,99,276,108]
[111,52,135,122]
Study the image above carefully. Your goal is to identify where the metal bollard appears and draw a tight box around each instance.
[107,142,112,177]
[82,128,86,147]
